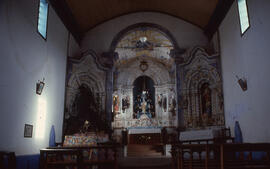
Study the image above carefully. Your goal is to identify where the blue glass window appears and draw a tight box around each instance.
[237,0,250,35]
[38,0,49,39]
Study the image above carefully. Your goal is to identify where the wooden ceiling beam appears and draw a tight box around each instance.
[204,0,235,40]
[48,0,81,44]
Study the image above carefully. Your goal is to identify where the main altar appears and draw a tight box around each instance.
[62,24,226,158]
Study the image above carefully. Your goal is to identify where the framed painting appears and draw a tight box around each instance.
[24,124,33,138]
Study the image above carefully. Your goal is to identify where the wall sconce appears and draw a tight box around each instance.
[36,78,45,95]
[236,75,247,91]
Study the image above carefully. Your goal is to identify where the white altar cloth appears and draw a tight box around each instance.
[179,128,220,141]
[128,128,161,134]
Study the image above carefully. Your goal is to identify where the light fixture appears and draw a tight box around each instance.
[36,78,45,95]
[236,75,247,91]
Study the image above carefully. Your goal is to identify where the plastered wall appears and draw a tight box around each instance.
[0,0,79,155]
[219,0,270,142]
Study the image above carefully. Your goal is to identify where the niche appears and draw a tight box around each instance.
[133,76,155,119]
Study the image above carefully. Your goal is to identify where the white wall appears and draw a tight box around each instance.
[0,0,79,155]
[219,0,270,142]
[81,12,208,54]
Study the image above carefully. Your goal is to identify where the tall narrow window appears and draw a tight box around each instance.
[237,0,250,35]
[38,0,49,39]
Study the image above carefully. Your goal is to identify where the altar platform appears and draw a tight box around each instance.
[127,128,162,145]
[128,128,161,134]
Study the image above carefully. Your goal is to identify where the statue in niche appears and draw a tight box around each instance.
[113,95,120,114]
[122,96,130,112]
[169,95,176,116]
[201,83,212,120]
[162,96,167,112]
[157,94,163,107]
[133,76,155,119]
[133,90,155,119]
[64,84,108,135]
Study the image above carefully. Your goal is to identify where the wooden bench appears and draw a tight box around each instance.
[171,143,270,169]
[40,145,120,169]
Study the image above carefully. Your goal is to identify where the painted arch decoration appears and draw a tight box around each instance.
[113,24,176,68]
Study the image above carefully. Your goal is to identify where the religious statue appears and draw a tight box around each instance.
[158,94,162,107]
[81,120,90,133]
[133,90,155,119]
[201,83,212,118]
[169,95,176,116]
[122,96,130,112]
[162,96,167,112]
[113,95,120,113]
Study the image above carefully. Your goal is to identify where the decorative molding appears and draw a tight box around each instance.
[179,46,224,129]
[72,50,110,71]
[100,52,119,69]
[139,61,149,72]
[170,48,185,64]
[110,23,183,52]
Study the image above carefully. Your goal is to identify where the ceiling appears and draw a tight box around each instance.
[49,0,234,42]
[65,0,218,32]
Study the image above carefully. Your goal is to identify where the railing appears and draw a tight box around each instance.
[171,143,270,169]
[180,137,234,145]
[40,145,120,169]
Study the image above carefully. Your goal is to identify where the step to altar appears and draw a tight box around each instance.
[119,156,171,169]
[127,144,164,157]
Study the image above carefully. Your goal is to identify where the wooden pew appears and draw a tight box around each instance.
[222,143,270,169]
[171,143,270,169]
[40,145,120,169]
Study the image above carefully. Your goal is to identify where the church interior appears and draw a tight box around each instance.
[1,0,270,169]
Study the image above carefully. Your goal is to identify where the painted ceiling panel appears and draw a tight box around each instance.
[65,0,219,33]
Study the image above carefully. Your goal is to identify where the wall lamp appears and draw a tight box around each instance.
[36,78,45,95]
[236,75,247,91]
